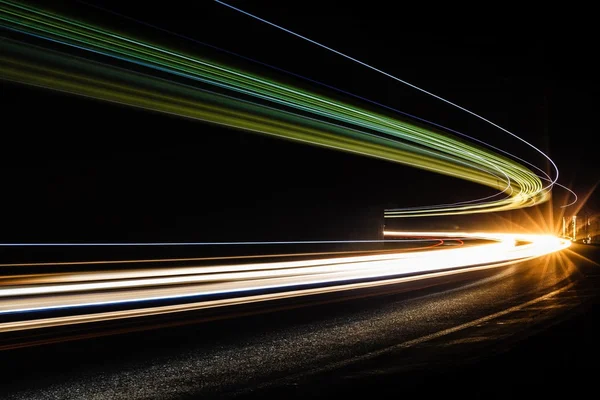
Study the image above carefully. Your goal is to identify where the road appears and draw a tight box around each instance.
[1,241,596,399]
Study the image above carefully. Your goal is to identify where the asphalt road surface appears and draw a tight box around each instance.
[1,244,598,399]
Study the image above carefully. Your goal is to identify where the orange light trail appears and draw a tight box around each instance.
[0,232,570,333]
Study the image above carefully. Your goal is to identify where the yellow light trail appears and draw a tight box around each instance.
[0,232,570,333]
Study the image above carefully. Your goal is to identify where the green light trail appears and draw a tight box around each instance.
[0,0,549,217]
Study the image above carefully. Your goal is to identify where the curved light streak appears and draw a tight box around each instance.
[214,1,576,210]
[0,0,555,217]
[76,0,578,208]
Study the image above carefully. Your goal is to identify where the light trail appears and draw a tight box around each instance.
[69,0,553,212]
[79,0,578,209]
[214,0,578,212]
[0,0,556,217]
[0,232,570,333]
